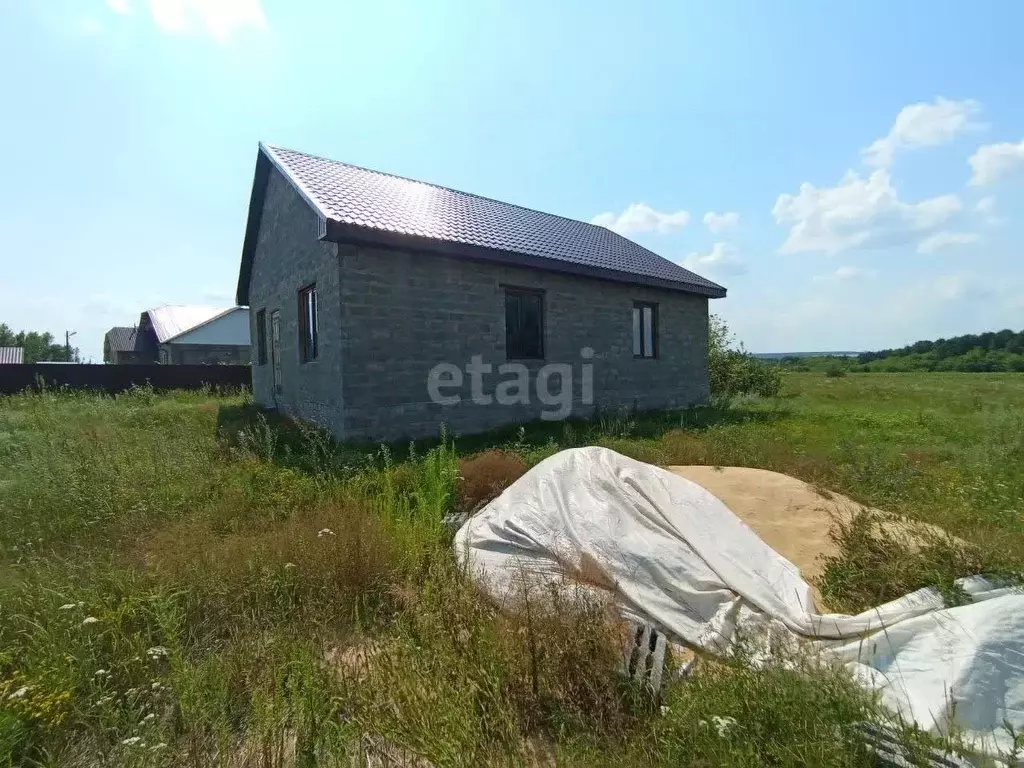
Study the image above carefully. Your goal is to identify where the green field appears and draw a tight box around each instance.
[2,374,1022,766]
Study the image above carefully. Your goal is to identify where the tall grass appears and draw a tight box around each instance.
[3,375,1022,765]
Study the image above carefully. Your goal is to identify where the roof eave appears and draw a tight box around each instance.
[323,220,726,298]
[237,144,331,306]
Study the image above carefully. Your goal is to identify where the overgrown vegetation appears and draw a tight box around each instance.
[2,373,1023,765]
[708,314,782,398]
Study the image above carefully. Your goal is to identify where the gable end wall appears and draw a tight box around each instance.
[246,167,344,437]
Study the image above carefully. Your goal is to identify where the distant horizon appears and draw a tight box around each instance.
[752,351,862,359]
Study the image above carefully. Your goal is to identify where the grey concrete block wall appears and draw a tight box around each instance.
[339,245,710,442]
[246,168,345,436]
[164,343,250,365]
[245,167,711,443]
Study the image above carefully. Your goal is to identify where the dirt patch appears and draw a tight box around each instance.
[664,465,955,608]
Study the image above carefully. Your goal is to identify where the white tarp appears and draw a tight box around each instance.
[454,447,1024,757]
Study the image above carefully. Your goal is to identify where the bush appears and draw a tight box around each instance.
[825,366,847,378]
[709,316,782,399]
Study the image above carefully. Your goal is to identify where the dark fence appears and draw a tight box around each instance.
[0,364,251,395]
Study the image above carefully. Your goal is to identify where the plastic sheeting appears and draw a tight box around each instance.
[454,447,1024,757]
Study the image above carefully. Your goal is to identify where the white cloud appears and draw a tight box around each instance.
[106,0,268,40]
[683,242,748,277]
[968,139,1024,185]
[773,169,961,255]
[591,203,689,235]
[703,211,739,234]
[813,266,870,282]
[916,231,981,254]
[975,196,1003,225]
[862,97,983,168]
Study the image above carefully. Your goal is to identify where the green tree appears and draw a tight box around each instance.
[0,323,80,363]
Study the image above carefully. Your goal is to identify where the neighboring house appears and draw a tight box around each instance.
[104,307,250,365]
[138,306,251,365]
[0,346,24,364]
[103,327,147,364]
[236,143,726,442]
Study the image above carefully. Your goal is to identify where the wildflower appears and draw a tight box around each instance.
[660,705,669,716]
[94,669,110,677]
[8,686,29,700]
[146,646,169,659]
[82,616,99,626]
[710,715,737,736]
[150,743,167,751]
[121,737,142,746]
[140,713,156,725]
[284,562,297,569]
[317,528,335,537]
[151,682,162,690]
[58,603,77,611]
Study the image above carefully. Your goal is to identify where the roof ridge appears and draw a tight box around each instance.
[264,144,608,235]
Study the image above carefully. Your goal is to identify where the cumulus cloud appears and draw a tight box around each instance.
[862,98,983,168]
[105,0,267,40]
[772,169,960,255]
[682,242,748,277]
[703,211,739,234]
[916,231,981,254]
[968,139,1024,185]
[591,203,689,235]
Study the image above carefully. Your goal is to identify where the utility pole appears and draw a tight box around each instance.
[65,330,77,362]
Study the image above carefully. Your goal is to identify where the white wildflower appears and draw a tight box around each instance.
[8,686,29,700]
[710,715,737,736]
[82,616,100,626]
[146,646,169,659]
[121,736,142,746]
[94,669,109,677]
[150,743,167,751]
[317,528,335,538]
[58,603,77,611]
[284,562,297,569]
[77,601,84,607]
[660,705,669,716]
[151,682,162,690]
[140,713,156,725]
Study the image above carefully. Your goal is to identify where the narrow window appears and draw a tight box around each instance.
[504,288,544,359]
[255,309,267,365]
[299,284,318,363]
[632,302,658,358]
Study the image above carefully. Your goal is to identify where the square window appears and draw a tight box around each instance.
[632,302,658,358]
[299,284,318,363]
[504,288,544,359]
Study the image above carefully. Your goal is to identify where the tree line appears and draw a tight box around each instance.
[775,328,1024,373]
[0,324,80,364]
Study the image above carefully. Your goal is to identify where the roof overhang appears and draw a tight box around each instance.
[236,144,727,304]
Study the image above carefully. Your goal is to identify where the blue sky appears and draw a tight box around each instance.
[2,0,1023,361]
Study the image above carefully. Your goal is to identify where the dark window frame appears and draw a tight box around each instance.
[255,308,267,365]
[633,301,659,359]
[298,283,319,363]
[503,286,545,360]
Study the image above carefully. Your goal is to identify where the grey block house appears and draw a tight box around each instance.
[236,143,726,442]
